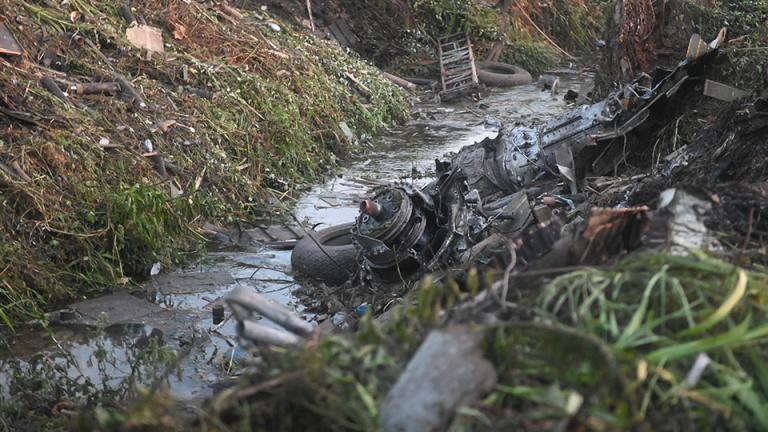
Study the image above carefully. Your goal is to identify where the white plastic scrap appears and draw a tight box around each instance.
[685,353,712,387]
[150,262,161,276]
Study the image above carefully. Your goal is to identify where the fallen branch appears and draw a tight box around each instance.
[114,73,147,108]
[235,371,302,399]
[344,72,372,96]
[10,161,31,182]
[306,0,315,31]
[40,76,69,104]
[72,82,121,95]
[382,72,416,91]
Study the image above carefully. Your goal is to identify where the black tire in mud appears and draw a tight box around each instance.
[476,61,533,87]
[291,223,358,285]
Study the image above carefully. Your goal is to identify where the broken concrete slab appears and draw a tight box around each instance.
[704,79,748,102]
[71,291,167,323]
[380,325,497,432]
[68,291,202,346]
[147,271,236,295]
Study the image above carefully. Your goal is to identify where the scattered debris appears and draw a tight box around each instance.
[438,33,480,101]
[126,24,165,53]
[0,21,22,56]
[379,326,497,432]
[40,76,69,104]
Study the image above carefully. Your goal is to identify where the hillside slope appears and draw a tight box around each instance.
[0,0,408,325]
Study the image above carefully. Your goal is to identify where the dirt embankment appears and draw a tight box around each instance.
[241,0,412,68]
[597,0,768,93]
[0,0,408,324]
[595,0,768,256]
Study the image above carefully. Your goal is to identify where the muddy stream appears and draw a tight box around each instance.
[0,73,588,404]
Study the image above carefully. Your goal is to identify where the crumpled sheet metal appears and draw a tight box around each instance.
[644,188,721,255]
[0,22,23,56]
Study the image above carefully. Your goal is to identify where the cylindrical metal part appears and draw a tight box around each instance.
[360,199,382,219]
[238,320,302,346]
[226,286,314,336]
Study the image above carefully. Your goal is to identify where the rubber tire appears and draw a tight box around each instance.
[291,223,358,285]
[476,61,533,87]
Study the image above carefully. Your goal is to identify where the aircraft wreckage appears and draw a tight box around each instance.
[289,30,728,287]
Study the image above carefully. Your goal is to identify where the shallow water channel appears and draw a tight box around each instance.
[0,74,588,404]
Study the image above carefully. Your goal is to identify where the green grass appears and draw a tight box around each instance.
[0,0,409,328]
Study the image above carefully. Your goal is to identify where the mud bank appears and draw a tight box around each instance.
[0,0,408,325]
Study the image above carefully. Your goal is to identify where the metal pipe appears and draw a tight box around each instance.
[238,320,302,346]
[360,199,382,219]
[226,286,314,336]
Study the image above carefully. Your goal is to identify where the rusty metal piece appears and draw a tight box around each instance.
[583,206,650,241]
[0,22,22,56]
[360,199,382,219]
[686,28,726,61]
[74,82,121,95]
[578,206,650,264]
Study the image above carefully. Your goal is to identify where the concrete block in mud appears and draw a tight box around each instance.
[147,271,236,295]
[72,291,166,324]
[380,325,497,432]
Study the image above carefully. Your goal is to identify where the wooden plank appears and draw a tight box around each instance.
[444,72,473,86]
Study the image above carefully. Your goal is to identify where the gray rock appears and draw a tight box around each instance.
[380,325,497,432]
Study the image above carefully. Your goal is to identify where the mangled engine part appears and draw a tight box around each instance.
[529,188,721,270]
[351,181,565,281]
[447,30,727,198]
[352,186,440,279]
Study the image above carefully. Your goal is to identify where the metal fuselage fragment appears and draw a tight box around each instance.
[349,32,724,281]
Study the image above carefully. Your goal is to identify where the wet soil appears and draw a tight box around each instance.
[0,74,590,403]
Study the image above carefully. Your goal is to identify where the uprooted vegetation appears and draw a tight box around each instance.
[400,0,609,74]
[597,0,768,94]
[0,0,408,325]
[260,0,609,75]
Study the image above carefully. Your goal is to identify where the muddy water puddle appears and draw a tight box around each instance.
[0,74,589,402]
